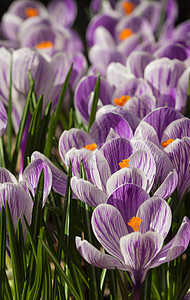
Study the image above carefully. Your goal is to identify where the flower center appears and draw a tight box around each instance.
[83,143,97,151]
[161,139,174,148]
[119,159,130,168]
[122,1,135,14]
[35,41,54,49]
[119,28,133,41]
[114,95,130,106]
[128,216,142,232]
[25,7,39,18]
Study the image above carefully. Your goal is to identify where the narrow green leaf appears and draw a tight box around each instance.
[88,75,100,132]
[0,206,6,299]
[12,80,34,172]
[6,201,23,299]
[0,138,5,167]
[4,273,13,300]
[28,70,37,110]
[41,240,81,300]
[23,215,37,261]
[44,110,55,158]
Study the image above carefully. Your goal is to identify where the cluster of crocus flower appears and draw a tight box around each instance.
[0,0,190,299]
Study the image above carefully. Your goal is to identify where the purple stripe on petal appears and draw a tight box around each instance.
[89,112,133,147]
[107,183,149,231]
[71,176,108,207]
[106,168,147,195]
[120,231,163,284]
[150,216,190,268]
[76,237,124,270]
[100,138,133,174]
[92,204,128,262]
[0,168,17,184]
[154,169,178,199]
[137,197,172,238]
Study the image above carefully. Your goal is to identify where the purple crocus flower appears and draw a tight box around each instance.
[76,197,190,296]
[1,0,48,43]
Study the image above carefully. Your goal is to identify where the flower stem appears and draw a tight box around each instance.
[133,285,141,300]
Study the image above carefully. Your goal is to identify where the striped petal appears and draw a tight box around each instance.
[154,169,178,199]
[0,168,17,184]
[100,137,133,174]
[71,176,108,207]
[76,237,124,270]
[107,183,149,231]
[137,197,172,238]
[92,204,128,262]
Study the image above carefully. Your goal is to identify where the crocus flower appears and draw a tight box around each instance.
[1,0,48,43]
[76,197,190,296]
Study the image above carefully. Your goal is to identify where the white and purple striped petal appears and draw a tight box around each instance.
[154,169,178,199]
[89,149,111,192]
[71,176,108,207]
[76,237,124,270]
[137,197,172,238]
[100,137,133,174]
[106,168,147,195]
[89,112,133,147]
[92,204,128,262]
[0,168,17,184]
[0,101,7,137]
[107,183,149,230]
[59,128,94,162]
[31,151,68,196]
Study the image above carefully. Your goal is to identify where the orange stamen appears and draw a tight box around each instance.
[25,7,39,18]
[119,159,130,169]
[161,139,174,148]
[128,216,142,232]
[35,41,54,49]
[119,28,133,41]
[114,95,130,106]
[83,143,97,151]
[122,1,135,15]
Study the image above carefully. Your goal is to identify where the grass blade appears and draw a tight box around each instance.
[88,75,100,132]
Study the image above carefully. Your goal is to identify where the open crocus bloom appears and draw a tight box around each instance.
[76,197,190,289]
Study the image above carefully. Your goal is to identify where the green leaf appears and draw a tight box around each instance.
[0,206,6,299]
[28,71,37,110]
[12,80,34,172]
[68,108,73,129]
[6,201,23,299]
[88,75,100,132]
[41,240,81,300]
[27,227,45,300]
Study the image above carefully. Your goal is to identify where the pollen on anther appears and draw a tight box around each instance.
[114,95,130,106]
[161,138,174,148]
[119,159,130,169]
[128,217,142,232]
[25,7,39,18]
[35,41,54,49]
[119,28,133,41]
[122,1,135,15]
[83,143,97,151]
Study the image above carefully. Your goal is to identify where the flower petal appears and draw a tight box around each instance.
[107,183,149,231]
[76,237,124,270]
[137,197,172,238]
[71,176,108,207]
[154,169,178,199]
[106,168,147,195]
[92,204,128,262]
[100,137,133,174]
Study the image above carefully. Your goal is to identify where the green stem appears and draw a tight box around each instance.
[133,285,141,300]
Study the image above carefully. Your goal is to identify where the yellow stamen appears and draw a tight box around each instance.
[119,28,133,41]
[161,139,174,148]
[114,95,130,106]
[83,143,97,151]
[119,159,130,169]
[128,216,142,232]
[35,41,54,49]
[25,7,39,18]
[122,1,135,15]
